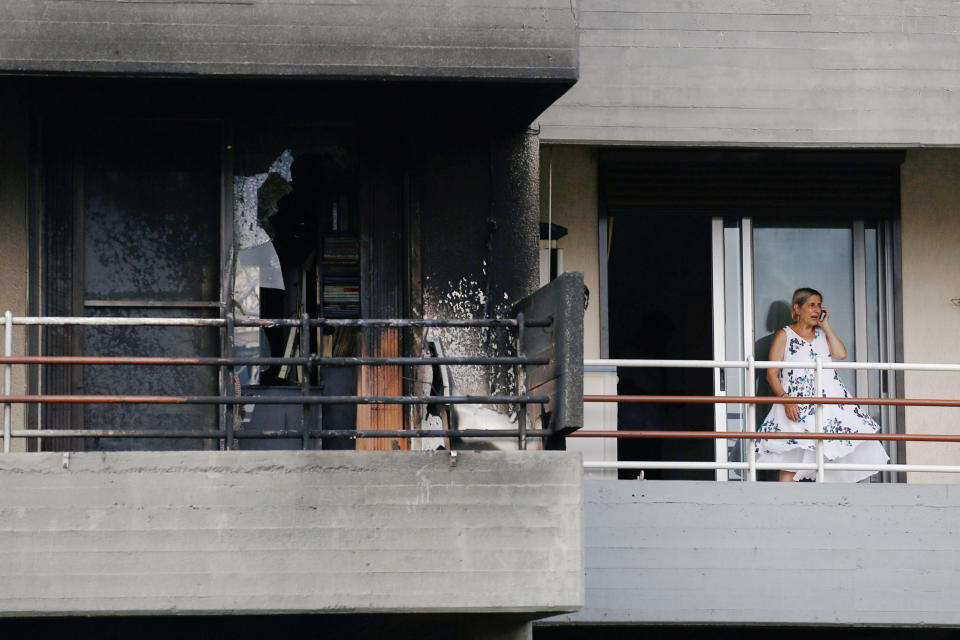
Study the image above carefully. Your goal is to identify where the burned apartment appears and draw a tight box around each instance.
[0,1,584,637]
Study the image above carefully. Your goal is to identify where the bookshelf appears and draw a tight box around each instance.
[319,234,360,318]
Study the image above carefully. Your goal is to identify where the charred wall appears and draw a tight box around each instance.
[0,0,578,83]
[9,78,544,412]
[418,130,540,396]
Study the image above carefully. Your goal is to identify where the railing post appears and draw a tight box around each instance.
[3,311,11,453]
[746,355,756,481]
[300,313,310,451]
[224,312,235,451]
[815,356,825,482]
[516,312,527,451]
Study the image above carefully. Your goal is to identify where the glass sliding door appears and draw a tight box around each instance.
[81,121,222,451]
[753,223,857,392]
[711,217,749,480]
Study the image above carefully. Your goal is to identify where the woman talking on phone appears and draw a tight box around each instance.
[757,287,888,482]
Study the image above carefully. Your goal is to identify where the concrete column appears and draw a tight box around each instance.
[0,84,29,450]
[901,149,960,483]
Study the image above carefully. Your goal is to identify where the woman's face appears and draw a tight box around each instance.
[794,295,823,325]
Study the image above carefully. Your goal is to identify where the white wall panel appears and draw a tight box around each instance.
[545,479,960,626]
[538,0,960,146]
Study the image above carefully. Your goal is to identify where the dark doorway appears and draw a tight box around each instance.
[82,121,222,450]
[608,214,714,479]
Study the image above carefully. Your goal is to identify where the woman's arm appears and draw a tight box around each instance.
[766,329,800,422]
[765,329,787,394]
[818,308,847,360]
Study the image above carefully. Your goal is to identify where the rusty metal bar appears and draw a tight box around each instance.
[569,430,960,442]
[0,355,549,366]
[2,394,550,405]
[585,394,960,407]
[9,428,553,439]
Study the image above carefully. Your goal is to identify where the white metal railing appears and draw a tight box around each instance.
[579,357,960,481]
[3,312,10,454]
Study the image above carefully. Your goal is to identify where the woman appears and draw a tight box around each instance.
[758,287,888,482]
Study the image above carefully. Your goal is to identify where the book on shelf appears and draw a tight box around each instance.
[320,234,361,318]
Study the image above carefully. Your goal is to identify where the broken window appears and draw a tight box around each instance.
[230,126,360,449]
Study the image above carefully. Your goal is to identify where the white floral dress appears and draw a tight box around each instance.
[757,325,888,482]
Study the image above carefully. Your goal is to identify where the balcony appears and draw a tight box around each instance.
[0,275,586,627]
[545,356,960,629]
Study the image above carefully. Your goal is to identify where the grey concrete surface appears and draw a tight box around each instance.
[0,613,537,639]
[0,450,583,617]
[538,0,960,146]
[0,0,577,81]
[0,86,28,446]
[546,479,960,626]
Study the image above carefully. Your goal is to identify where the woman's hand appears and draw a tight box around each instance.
[783,396,800,422]
[817,306,848,359]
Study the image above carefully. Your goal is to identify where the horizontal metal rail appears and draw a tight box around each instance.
[3,394,548,405]
[2,312,556,453]
[0,355,548,367]
[578,356,960,480]
[570,430,960,442]
[14,316,551,328]
[8,429,553,440]
[585,394,960,408]
[585,358,960,372]
[584,461,960,474]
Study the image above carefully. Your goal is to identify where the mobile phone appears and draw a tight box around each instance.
[818,310,826,322]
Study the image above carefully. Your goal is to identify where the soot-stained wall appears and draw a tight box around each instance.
[419,130,540,396]
[15,77,545,409]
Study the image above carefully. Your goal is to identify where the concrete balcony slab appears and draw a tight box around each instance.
[0,450,583,618]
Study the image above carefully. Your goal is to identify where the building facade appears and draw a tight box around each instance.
[3,0,960,635]
[534,0,960,631]
[0,2,584,637]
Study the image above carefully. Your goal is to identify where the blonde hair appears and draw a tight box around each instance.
[791,287,822,320]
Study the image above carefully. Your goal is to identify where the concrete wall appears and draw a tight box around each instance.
[900,150,960,483]
[537,146,618,472]
[0,86,28,450]
[0,0,577,82]
[538,0,960,146]
[539,146,600,360]
[0,450,583,617]
[546,479,960,626]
